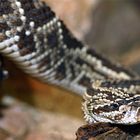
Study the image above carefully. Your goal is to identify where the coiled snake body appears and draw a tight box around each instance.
[0,0,140,125]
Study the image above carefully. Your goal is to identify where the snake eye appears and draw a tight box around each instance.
[110,103,119,110]
[123,111,126,114]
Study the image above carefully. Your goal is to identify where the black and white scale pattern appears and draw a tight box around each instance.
[0,0,136,94]
[0,0,140,124]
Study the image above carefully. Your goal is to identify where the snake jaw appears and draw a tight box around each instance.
[137,108,140,122]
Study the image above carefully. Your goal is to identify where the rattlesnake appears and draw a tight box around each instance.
[0,0,140,125]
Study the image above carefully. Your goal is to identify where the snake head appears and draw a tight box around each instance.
[82,80,140,125]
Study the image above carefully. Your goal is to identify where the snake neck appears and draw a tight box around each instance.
[0,0,137,95]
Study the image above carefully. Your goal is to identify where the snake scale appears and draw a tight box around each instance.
[0,0,140,125]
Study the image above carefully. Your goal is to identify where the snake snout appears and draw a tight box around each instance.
[118,104,140,124]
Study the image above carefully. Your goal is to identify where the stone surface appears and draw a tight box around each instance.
[76,123,140,140]
[0,97,83,140]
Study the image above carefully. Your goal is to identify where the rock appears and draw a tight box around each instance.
[76,123,140,140]
[0,96,83,140]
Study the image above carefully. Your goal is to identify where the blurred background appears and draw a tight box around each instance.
[0,0,140,139]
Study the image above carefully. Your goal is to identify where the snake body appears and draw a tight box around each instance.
[0,0,140,125]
